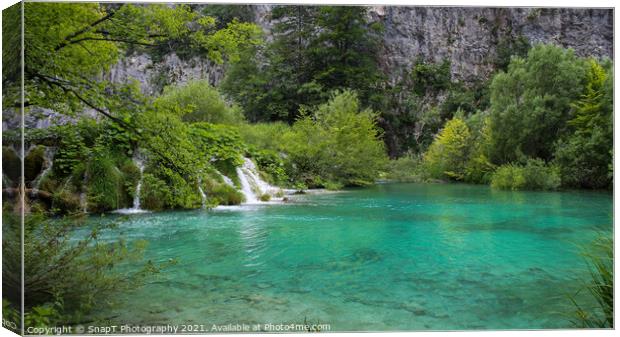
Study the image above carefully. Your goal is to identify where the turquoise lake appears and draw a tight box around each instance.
[92,183,613,331]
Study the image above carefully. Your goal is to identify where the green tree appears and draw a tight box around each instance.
[554,59,613,189]
[222,5,383,123]
[487,44,587,164]
[309,6,384,105]
[222,6,323,122]
[15,3,260,177]
[410,58,452,97]
[423,117,472,181]
[463,115,496,184]
[202,4,256,29]
[283,90,387,186]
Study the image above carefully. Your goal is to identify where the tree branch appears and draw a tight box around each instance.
[32,73,131,128]
[27,71,191,177]
[54,10,118,51]
[60,37,159,48]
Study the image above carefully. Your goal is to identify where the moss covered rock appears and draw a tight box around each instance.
[208,183,243,205]
[2,146,20,187]
[51,190,81,214]
[24,145,46,185]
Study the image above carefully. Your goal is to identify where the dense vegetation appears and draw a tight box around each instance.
[222,6,384,123]
[388,45,612,191]
[1,3,613,330]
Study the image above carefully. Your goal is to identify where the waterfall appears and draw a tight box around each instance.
[133,159,144,209]
[236,165,258,204]
[219,173,235,187]
[198,177,207,209]
[236,157,282,204]
[114,154,148,214]
[80,192,87,213]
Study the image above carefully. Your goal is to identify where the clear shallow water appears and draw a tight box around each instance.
[91,183,612,331]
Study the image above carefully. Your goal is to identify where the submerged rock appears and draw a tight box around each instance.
[349,248,383,264]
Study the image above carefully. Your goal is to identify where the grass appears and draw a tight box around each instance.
[570,234,613,328]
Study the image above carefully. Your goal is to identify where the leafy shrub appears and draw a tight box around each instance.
[282,90,388,187]
[155,80,244,124]
[137,108,206,179]
[85,151,127,212]
[207,183,243,205]
[2,298,20,333]
[51,189,82,214]
[490,164,525,190]
[153,168,202,209]
[464,153,495,184]
[410,58,452,96]
[259,193,271,202]
[52,126,89,177]
[24,305,61,329]
[140,173,171,211]
[189,122,245,167]
[236,122,290,152]
[248,149,288,185]
[2,210,174,323]
[490,158,560,191]
[323,181,344,190]
[386,154,426,182]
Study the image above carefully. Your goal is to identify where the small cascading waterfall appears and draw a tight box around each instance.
[114,153,147,214]
[236,157,282,204]
[132,158,145,210]
[32,147,56,191]
[80,192,87,213]
[197,177,207,209]
[236,164,258,204]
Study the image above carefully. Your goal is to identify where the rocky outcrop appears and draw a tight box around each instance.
[109,6,613,94]
[107,53,225,96]
[374,7,613,83]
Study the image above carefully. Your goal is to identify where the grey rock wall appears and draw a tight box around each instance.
[110,6,612,94]
[107,53,225,96]
[374,7,613,83]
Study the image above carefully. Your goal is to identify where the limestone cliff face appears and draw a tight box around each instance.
[106,53,225,96]
[110,6,613,94]
[373,7,613,83]
[106,4,273,95]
